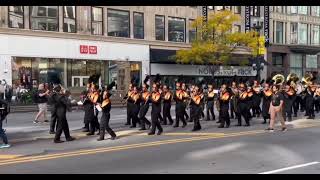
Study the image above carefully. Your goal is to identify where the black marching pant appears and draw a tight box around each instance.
[50,106,57,132]
[139,104,151,128]
[150,112,163,133]
[238,103,250,125]
[220,106,230,127]
[54,117,71,141]
[306,97,315,117]
[99,112,116,139]
[175,102,187,126]
[207,101,215,120]
[163,103,173,124]
[193,106,202,129]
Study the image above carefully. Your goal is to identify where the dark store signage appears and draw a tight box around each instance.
[245,6,251,32]
[198,66,256,77]
[264,6,270,46]
[80,45,97,54]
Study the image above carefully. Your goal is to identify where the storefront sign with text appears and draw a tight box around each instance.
[80,45,97,54]
[198,66,257,77]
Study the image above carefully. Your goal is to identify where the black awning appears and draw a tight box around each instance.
[150,49,177,64]
[288,45,320,54]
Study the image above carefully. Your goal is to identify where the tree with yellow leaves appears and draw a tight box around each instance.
[175,10,260,77]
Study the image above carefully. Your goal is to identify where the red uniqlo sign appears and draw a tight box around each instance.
[80,45,88,54]
[89,46,97,54]
[80,45,97,54]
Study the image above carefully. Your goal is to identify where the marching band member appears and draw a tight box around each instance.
[305,84,316,119]
[314,87,320,113]
[252,80,262,118]
[162,84,174,125]
[97,82,117,141]
[174,80,188,128]
[124,79,134,126]
[206,84,216,121]
[148,77,163,135]
[190,83,203,131]
[81,83,91,132]
[129,85,141,128]
[87,84,100,136]
[261,79,273,124]
[237,83,251,127]
[181,82,190,122]
[283,82,296,122]
[139,76,151,130]
[188,84,195,123]
[293,82,303,117]
[218,84,231,128]
[230,81,238,120]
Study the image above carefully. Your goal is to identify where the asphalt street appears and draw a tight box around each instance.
[1,106,320,174]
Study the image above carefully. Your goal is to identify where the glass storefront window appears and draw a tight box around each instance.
[290,54,303,78]
[8,6,24,28]
[276,21,283,44]
[63,6,76,33]
[133,12,144,39]
[272,53,284,67]
[168,17,185,42]
[91,7,103,35]
[30,6,58,31]
[107,9,130,38]
[306,55,318,68]
[155,15,165,41]
[298,23,308,45]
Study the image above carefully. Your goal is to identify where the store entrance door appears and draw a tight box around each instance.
[72,76,89,87]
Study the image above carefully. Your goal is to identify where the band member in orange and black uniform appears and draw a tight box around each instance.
[252,80,262,118]
[129,85,141,128]
[305,77,317,119]
[218,84,231,128]
[246,84,254,120]
[314,87,320,113]
[174,80,188,128]
[148,77,163,135]
[87,84,100,136]
[139,76,151,130]
[261,79,273,124]
[124,79,134,126]
[206,84,215,121]
[190,83,203,131]
[97,81,117,141]
[162,84,174,125]
[283,81,296,122]
[237,83,251,126]
[230,81,238,120]
[181,82,190,122]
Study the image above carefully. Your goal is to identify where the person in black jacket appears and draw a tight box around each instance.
[148,82,163,135]
[97,82,117,141]
[139,76,151,130]
[53,85,75,143]
[0,99,10,148]
[49,84,59,134]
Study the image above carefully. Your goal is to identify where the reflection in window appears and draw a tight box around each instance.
[63,6,76,33]
[108,9,130,38]
[8,6,24,28]
[91,7,103,35]
[168,17,185,42]
[298,23,308,45]
[290,54,303,78]
[189,19,196,43]
[155,15,165,41]
[250,6,260,16]
[276,21,284,44]
[133,12,144,39]
[30,6,58,31]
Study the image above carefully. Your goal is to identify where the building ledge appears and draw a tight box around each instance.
[287,45,320,54]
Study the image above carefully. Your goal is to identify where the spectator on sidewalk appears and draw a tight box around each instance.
[0,99,10,148]
[34,84,50,124]
[0,80,5,100]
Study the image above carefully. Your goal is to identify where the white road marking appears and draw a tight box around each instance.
[259,161,320,174]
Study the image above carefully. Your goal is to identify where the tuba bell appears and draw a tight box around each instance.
[286,73,299,89]
[301,73,313,87]
[272,74,285,85]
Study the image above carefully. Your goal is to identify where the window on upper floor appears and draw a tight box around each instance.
[133,12,144,39]
[306,55,318,69]
[274,6,283,13]
[290,23,298,44]
[91,7,103,35]
[189,19,196,43]
[234,6,241,14]
[107,9,130,38]
[298,6,308,15]
[298,23,308,45]
[312,25,320,45]
[311,6,320,16]
[250,6,260,17]
[276,21,284,44]
[30,6,58,31]
[155,15,165,41]
[290,6,298,14]
[272,53,284,67]
[168,17,186,43]
[208,6,214,10]
[216,6,223,11]
[8,6,24,28]
[63,6,76,33]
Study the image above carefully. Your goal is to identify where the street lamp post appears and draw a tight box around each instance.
[252,21,265,82]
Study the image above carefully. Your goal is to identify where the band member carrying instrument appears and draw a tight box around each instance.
[129,85,141,128]
[230,81,238,120]
[302,73,317,119]
[188,84,195,123]
[148,76,163,135]
[314,87,320,113]
[139,75,151,130]
[261,78,273,124]
[87,84,100,136]
[237,82,251,127]
[293,81,303,117]
[181,82,190,122]
[206,83,216,121]
[162,84,174,125]
[97,81,117,141]
[123,78,134,126]
[283,73,299,122]
[174,78,188,128]
[252,80,262,118]
[218,83,231,128]
[190,83,203,131]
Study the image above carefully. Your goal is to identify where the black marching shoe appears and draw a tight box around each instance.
[157,130,163,135]
[86,132,94,136]
[54,140,64,143]
[49,131,55,134]
[182,123,187,128]
[66,137,76,141]
[236,124,241,126]
[244,124,250,127]
[97,138,104,141]
[212,116,216,121]
[225,124,230,128]
[307,116,315,119]
[125,123,131,126]
[218,125,224,128]
[110,136,117,140]
[294,114,297,117]
[148,132,155,135]
[130,125,136,128]
[139,127,146,131]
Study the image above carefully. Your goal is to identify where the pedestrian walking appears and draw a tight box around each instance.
[34,84,49,123]
[0,99,10,148]
[266,85,287,132]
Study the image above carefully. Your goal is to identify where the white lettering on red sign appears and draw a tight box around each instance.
[80,45,97,54]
